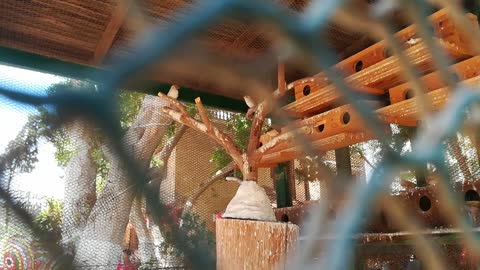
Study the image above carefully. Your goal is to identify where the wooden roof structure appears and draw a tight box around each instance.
[0,0,415,111]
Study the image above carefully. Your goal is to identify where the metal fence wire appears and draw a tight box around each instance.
[1,0,480,269]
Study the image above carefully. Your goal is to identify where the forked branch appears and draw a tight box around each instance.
[157,91,244,170]
[195,97,212,131]
[244,62,291,169]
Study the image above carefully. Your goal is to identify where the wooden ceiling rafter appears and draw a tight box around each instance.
[92,1,130,65]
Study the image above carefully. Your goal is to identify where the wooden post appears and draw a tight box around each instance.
[404,125,428,187]
[216,219,299,270]
[335,147,353,179]
[398,125,428,186]
[303,178,311,201]
[275,162,293,208]
[414,167,427,187]
[286,161,296,201]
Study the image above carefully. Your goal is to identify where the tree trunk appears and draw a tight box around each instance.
[130,197,157,264]
[61,120,98,254]
[73,95,174,269]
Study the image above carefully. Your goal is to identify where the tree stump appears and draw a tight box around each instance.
[216,218,299,270]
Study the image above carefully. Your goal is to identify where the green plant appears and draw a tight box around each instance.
[138,258,160,270]
[159,211,215,267]
[211,148,233,172]
[33,199,64,243]
[210,113,270,177]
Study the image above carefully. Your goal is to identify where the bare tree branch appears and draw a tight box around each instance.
[181,161,237,217]
[195,97,212,131]
[158,92,244,170]
[155,124,187,162]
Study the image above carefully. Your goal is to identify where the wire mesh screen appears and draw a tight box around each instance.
[2,0,480,270]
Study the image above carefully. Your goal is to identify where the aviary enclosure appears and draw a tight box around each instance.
[1,0,480,269]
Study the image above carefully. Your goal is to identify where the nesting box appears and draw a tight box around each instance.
[458,180,480,226]
[273,201,320,225]
[394,186,452,229]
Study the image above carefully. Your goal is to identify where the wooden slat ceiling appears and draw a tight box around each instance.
[0,0,375,99]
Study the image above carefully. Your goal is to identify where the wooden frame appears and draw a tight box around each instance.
[284,39,472,116]
[291,8,478,101]
[259,131,374,166]
[259,74,480,165]
[260,104,368,156]
[379,75,480,126]
[389,55,480,104]
[92,1,130,64]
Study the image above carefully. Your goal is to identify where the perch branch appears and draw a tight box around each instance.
[244,99,271,180]
[154,124,187,158]
[355,149,374,168]
[244,61,288,175]
[253,126,313,161]
[158,89,188,116]
[158,93,244,170]
[246,99,271,158]
[195,97,212,131]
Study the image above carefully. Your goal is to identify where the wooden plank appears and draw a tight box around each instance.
[259,131,374,166]
[284,39,472,116]
[260,75,480,165]
[378,75,480,126]
[292,9,478,100]
[216,219,299,270]
[92,1,130,64]
[260,129,280,146]
[389,55,480,104]
[261,104,366,155]
[0,20,94,51]
[335,147,353,178]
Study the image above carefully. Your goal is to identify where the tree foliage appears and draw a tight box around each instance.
[159,211,215,267]
[210,113,270,175]
[33,199,64,243]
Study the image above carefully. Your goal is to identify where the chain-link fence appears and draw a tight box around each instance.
[1,0,480,269]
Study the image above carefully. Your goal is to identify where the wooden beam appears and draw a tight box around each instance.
[92,1,130,64]
[261,104,366,154]
[259,132,374,166]
[379,75,480,125]
[291,8,478,101]
[259,75,480,165]
[389,55,480,104]
[284,39,472,116]
[0,20,94,51]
